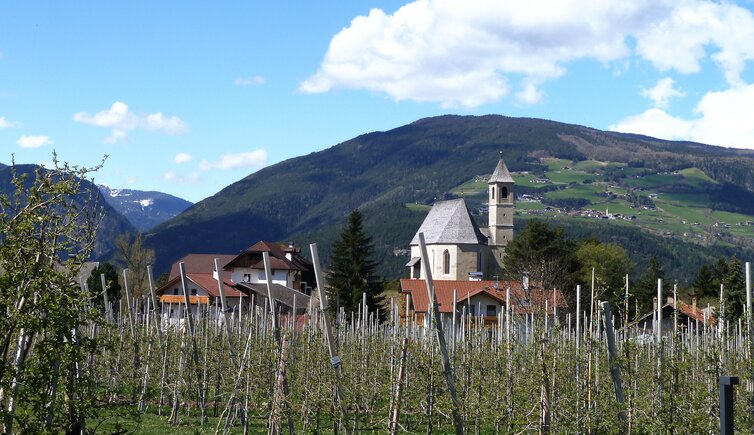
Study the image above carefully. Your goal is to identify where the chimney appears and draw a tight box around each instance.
[667,296,674,305]
[653,297,658,311]
[692,297,697,312]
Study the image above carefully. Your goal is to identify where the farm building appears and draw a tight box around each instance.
[399,279,567,326]
[634,296,716,332]
[156,241,313,327]
[156,253,243,326]
[406,154,514,281]
[222,241,315,294]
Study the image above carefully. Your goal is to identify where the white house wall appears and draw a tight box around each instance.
[230,267,289,286]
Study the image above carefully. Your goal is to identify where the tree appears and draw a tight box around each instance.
[691,264,715,298]
[86,262,121,314]
[635,255,664,314]
[327,210,385,320]
[723,257,746,321]
[0,156,105,432]
[502,219,579,297]
[114,232,155,301]
[575,239,632,307]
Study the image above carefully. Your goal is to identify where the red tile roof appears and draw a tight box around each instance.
[168,254,237,281]
[157,272,243,299]
[400,279,567,315]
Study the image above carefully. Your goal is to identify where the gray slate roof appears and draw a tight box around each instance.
[410,199,488,246]
[488,158,514,183]
[235,282,310,313]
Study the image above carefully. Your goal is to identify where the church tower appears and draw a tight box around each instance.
[488,152,514,270]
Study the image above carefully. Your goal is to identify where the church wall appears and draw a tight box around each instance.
[410,244,484,280]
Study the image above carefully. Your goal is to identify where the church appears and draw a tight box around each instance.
[406,154,514,281]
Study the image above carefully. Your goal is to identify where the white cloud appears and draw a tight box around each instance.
[235,76,265,86]
[174,152,193,164]
[17,135,53,148]
[0,116,18,129]
[301,0,754,107]
[73,101,187,143]
[163,171,202,183]
[611,83,754,149]
[610,108,692,141]
[199,149,268,170]
[641,78,686,108]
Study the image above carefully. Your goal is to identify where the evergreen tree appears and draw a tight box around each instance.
[691,264,715,298]
[635,255,664,314]
[723,256,746,321]
[327,210,385,321]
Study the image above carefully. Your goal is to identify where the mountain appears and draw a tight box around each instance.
[0,164,135,259]
[98,185,192,231]
[145,115,754,282]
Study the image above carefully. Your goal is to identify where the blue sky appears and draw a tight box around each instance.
[2,1,754,202]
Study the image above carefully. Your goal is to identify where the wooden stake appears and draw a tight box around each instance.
[417,233,464,435]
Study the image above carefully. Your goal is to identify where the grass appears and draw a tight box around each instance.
[405,202,432,212]
[542,157,572,171]
[89,406,261,434]
[513,174,551,189]
[572,160,624,171]
[545,170,595,184]
[516,201,547,210]
[545,184,604,202]
[450,179,488,196]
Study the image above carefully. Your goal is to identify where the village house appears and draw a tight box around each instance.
[156,253,242,326]
[634,296,716,332]
[406,154,514,281]
[223,241,313,315]
[156,241,313,326]
[400,279,568,326]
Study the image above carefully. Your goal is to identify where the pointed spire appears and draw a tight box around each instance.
[488,152,514,184]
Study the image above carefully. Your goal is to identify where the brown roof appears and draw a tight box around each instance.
[400,279,567,315]
[157,272,243,299]
[235,282,310,312]
[168,254,236,281]
[223,241,311,271]
[635,298,717,326]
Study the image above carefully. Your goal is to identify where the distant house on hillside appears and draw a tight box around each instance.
[406,154,515,281]
[400,279,567,326]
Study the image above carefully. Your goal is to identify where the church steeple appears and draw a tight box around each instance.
[488,152,514,247]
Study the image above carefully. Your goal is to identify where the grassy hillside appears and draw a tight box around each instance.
[146,115,754,281]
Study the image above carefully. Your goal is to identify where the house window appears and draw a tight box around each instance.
[243,273,251,282]
[191,288,197,296]
[491,186,495,200]
[476,252,481,272]
[486,305,496,316]
[443,250,450,275]
[173,288,178,295]
[501,186,508,199]
[468,304,475,316]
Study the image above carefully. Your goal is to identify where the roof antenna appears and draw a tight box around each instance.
[499,150,503,160]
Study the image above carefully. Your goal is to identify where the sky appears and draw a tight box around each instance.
[2,0,754,203]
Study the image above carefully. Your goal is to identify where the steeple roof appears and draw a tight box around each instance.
[488,157,514,184]
[410,199,487,245]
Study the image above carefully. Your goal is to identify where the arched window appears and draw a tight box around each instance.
[443,250,450,275]
[501,186,508,199]
[491,186,495,200]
